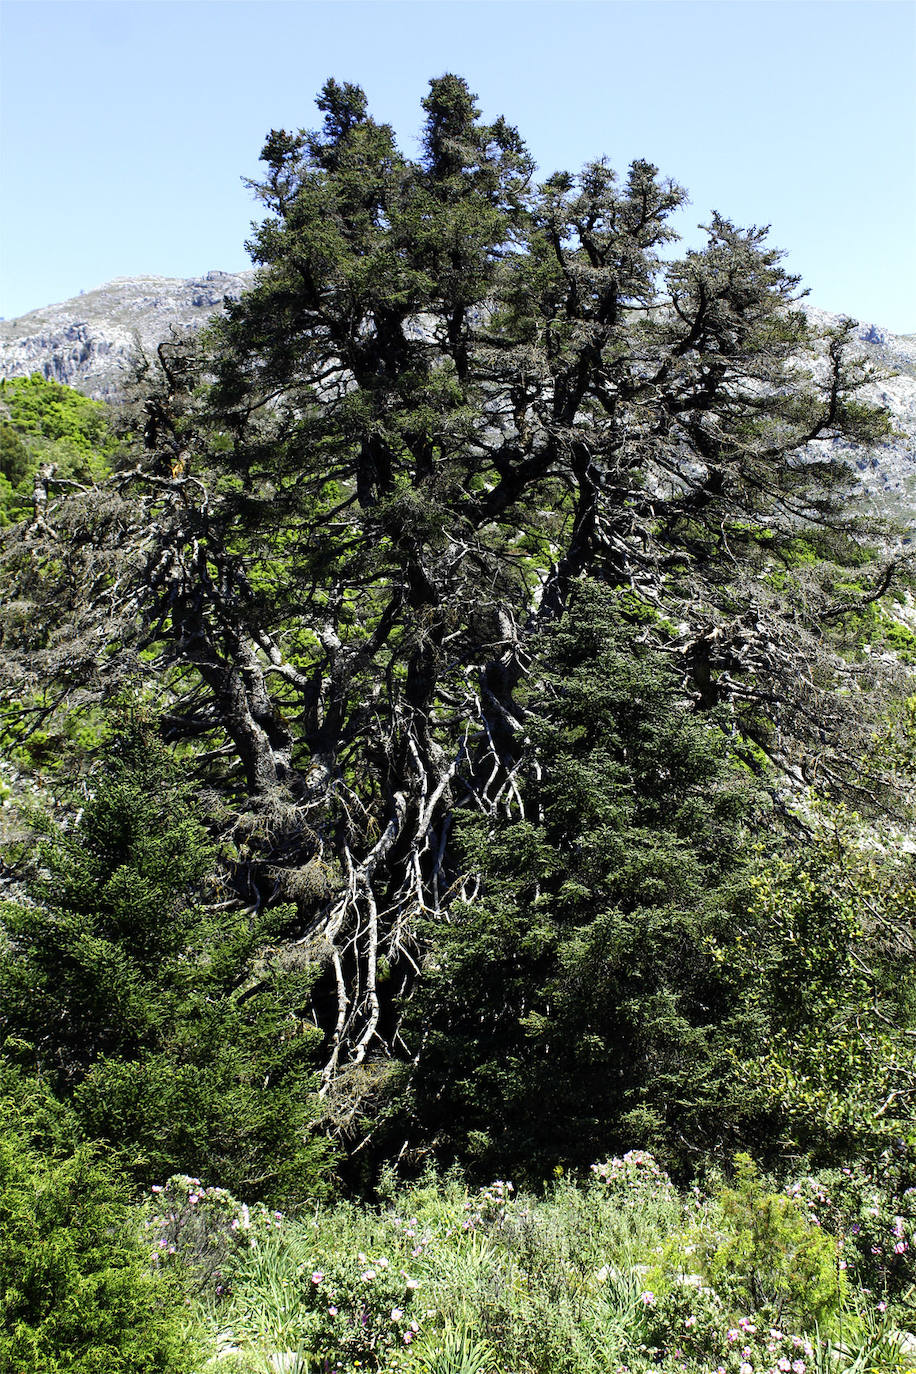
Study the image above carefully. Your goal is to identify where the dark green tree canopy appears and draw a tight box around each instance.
[0,76,906,1090]
[0,720,329,1202]
[390,583,771,1180]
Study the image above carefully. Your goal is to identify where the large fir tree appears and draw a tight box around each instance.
[0,76,906,1100]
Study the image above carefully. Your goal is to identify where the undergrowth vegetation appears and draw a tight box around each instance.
[138,1153,913,1373]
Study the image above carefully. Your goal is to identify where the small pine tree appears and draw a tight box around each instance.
[0,717,331,1204]
[0,1074,195,1374]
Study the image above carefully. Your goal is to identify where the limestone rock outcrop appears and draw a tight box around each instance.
[0,271,253,402]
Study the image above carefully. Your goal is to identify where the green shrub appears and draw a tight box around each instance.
[725,795,916,1172]
[0,1106,196,1373]
[0,716,331,1206]
[0,373,116,525]
[703,1155,847,1330]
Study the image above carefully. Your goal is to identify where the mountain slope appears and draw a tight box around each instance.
[0,272,253,402]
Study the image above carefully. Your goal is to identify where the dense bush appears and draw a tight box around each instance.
[0,373,115,524]
[0,1088,194,1374]
[0,717,332,1205]
[725,793,916,1171]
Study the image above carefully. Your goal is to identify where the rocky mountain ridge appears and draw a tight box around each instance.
[1,274,913,506]
[0,271,253,402]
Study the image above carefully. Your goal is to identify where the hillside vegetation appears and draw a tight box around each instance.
[0,76,914,1373]
[0,373,116,525]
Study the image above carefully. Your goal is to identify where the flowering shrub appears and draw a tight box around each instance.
[295,1248,425,1370]
[460,1179,515,1233]
[387,1208,435,1262]
[591,1151,676,1205]
[144,1173,283,1293]
[645,1287,820,1374]
[790,1166,916,1300]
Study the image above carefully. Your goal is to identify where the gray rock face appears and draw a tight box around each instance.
[0,271,254,402]
[802,306,916,510]
[0,278,912,512]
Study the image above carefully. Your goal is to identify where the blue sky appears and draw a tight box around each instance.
[1,0,914,330]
